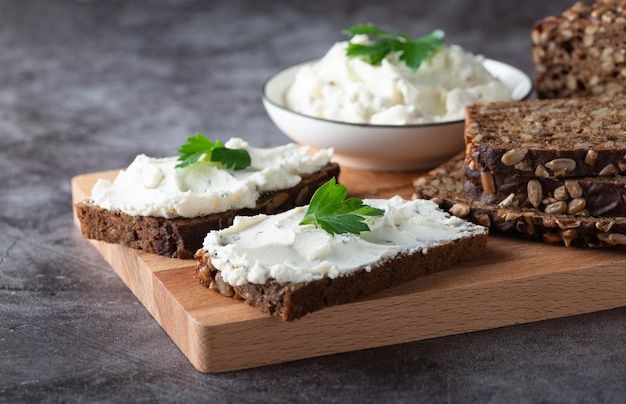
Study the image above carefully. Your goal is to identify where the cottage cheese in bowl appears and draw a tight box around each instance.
[285,35,512,125]
[262,28,532,170]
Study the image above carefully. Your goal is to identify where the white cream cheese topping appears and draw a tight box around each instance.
[203,196,487,286]
[90,138,333,218]
[285,35,512,125]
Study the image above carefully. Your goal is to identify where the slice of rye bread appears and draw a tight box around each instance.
[75,162,340,259]
[413,153,626,248]
[464,96,626,179]
[195,226,488,321]
[463,168,626,217]
[532,0,626,99]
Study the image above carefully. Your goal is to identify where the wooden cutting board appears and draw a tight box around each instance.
[70,165,626,373]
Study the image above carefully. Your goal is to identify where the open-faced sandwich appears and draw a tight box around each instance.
[195,179,489,321]
[75,134,339,258]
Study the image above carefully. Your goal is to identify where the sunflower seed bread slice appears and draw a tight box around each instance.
[413,153,626,248]
[532,0,626,99]
[463,166,626,217]
[464,96,626,179]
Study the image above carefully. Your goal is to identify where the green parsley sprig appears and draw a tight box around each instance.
[175,133,251,170]
[300,178,385,235]
[342,23,445,71]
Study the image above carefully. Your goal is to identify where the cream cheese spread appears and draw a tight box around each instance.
[90,138,333,218]
[285,35,512,125]
[203,196,487,285]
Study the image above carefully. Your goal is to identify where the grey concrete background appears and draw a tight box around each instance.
[2,0,626,402]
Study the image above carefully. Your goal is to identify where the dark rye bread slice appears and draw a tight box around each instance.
[464,96,626,179]
[463,167,626,217]
[532,0,626,99]
[413,153,626,248]
[75,162,340,259]
[195,227,488,321]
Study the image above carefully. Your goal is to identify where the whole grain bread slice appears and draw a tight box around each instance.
[463,166,626,217]
[464,96,626,179]
[75,162,339,259]
[532,0,626,99]
[195,212,488,321]
[414,153,626,248]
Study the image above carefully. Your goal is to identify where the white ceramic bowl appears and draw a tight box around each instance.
[262,58,532,171]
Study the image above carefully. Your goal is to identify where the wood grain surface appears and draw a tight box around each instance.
[71,167,626,373]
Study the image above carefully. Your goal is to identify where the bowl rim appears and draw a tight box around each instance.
[262,57,534,129]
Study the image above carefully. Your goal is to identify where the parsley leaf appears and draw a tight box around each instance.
[299,178,385,235]
[210,147,251,170]
[342,23,445,71]
[175,133,251,170]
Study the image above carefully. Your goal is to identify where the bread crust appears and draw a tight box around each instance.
[75,162,340,258]
[195,230,488,321]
